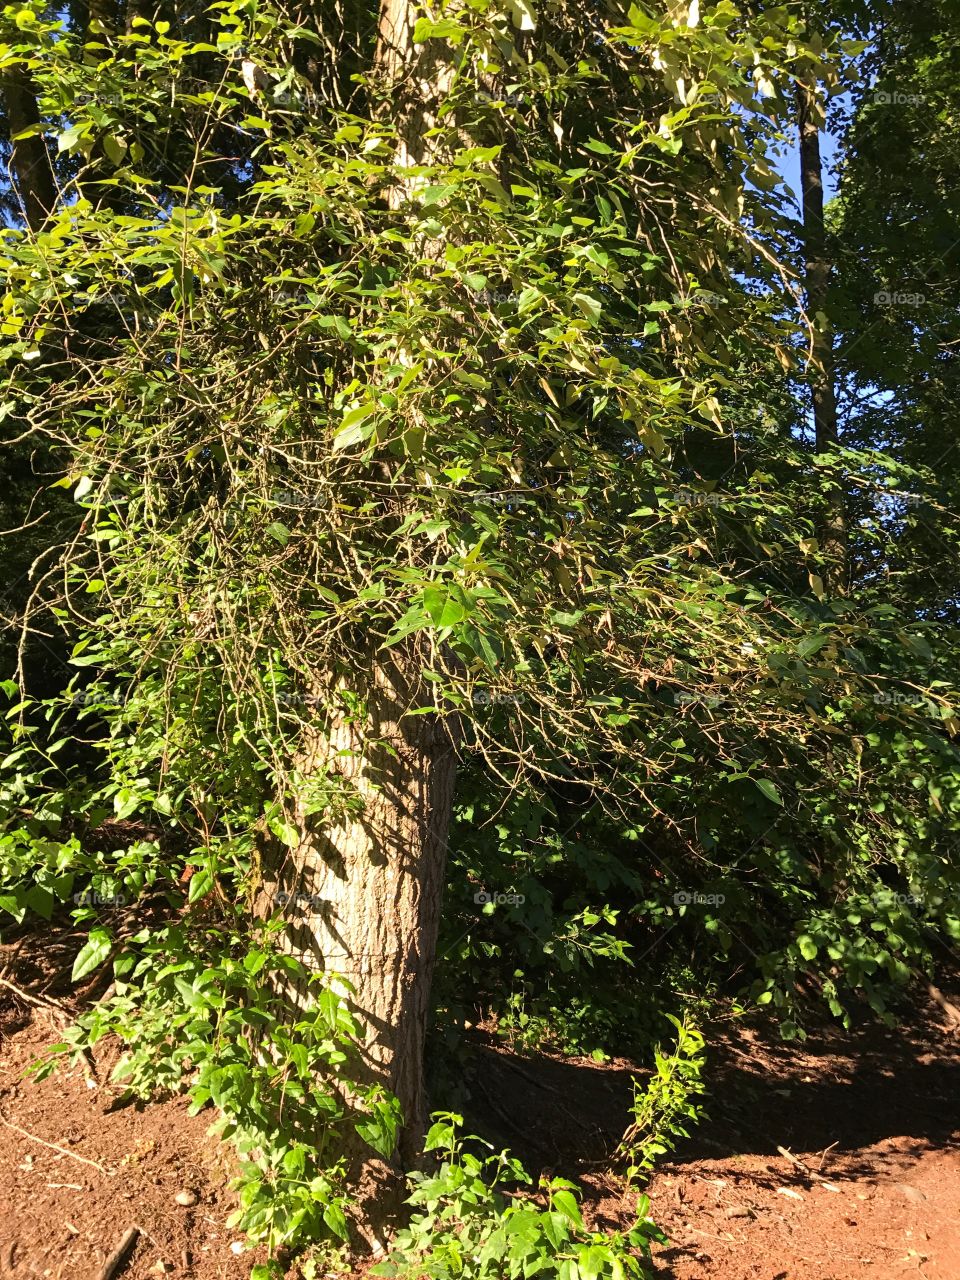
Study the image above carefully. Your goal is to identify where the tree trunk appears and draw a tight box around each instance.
[257,0,461,1243]
[376,0,458,185]
[796,71,846,592]
[2,65,56,231]
[258,655,459,1238]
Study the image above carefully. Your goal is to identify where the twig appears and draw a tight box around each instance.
[0,974,69,1013]
[817,1141,838,1172]
[0,1109,115,1175]
[97,1225,140,1280]
[0,972,96,1081]
[927,983,960,1031]
[777,1144,827,1182]
[0,934,29,981]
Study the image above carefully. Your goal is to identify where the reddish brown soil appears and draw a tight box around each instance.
[0,928,957,1280]
[459,990,960,1280]
[0,999,267,1278]
[644,1016,960,1280]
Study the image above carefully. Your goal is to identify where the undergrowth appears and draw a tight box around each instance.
[374,1114,666,1280]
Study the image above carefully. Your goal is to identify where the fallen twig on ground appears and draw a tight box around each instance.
[0,974,69,1013]
[0,1108,115,1175]
[927,983,960,1032]
[777,1145,829,1182]
[97,1225,140,1280]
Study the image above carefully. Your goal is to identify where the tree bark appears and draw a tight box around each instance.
[796,71,846,593]
[258,655,459,1239]
[376,0,458,188]
[2,65,56,231]
[256,0,461,1244]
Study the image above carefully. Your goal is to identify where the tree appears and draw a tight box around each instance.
[3,0,959,1266]
[795,55,846,591]
[830,0,960,612]
[1,60,55,228]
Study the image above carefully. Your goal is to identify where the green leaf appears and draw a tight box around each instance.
[753,778,783,806]
[797,934,818,961]
[102,134,127,165]
[551,1188,583,1227]
[422,586,468,629]
[188,866,214,902]
[584,138,615,154]
[26,885,54,919]
[551,610,584,628]
[796,634,829,659]
[412,16,465,43]
[333,403,376,452]
[573,292,602,324]
[0,892,27,924]
[578,1245,606,1280]
[114,787,141,820]
[72,928,113,982]
[58,123,85,154]
[323,1201,349,1240]
[268,817,300,848]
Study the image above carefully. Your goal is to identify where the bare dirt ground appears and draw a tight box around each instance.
[0,924,957,1280]
[0,1007,267,1279]
[462,984,960,1280]
[643,1014,960,1280]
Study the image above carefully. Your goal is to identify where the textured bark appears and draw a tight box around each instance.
[2,65,56,231]
[376,0,457,196]
[796,72,846,592]
[255,1,462,1243]
[257,656,458,1237]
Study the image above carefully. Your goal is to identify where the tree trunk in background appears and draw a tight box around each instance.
[2,66,55,231]
[796,71,846,593]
